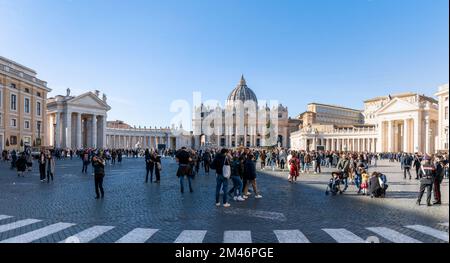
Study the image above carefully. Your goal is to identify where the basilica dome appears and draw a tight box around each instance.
[227,75,258,104]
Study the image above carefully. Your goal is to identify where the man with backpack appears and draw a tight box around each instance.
[211,148,231,207]
[402,153,414,180]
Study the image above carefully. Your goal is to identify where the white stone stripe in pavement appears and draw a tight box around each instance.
[174,230,207,243]
[0,222,75,243]
[0,215,13,221]
[366,227,421,243]
[440,223,449,227]
[60,226,115,243]
[0,219,42,233]
[224,231,252,243]
[405,225,449,242]
[274,230,310,243]
[322,229,366,243]
[116,228,159,243]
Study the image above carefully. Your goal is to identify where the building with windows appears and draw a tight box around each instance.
[291,89,443,154]
[298,103,364,126]
[435,83,449,152]
[0,56,51,151]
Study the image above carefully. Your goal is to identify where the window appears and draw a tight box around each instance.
[10,83,16,89]
[24,120,30,129]
[23,136,31,146]
[0,89,2,108]
[10,136,17,145]
[25,88,30,93]
[24,98,30,113]
[36,101,41,116]
[445,106,449,121]
[37,121,42,133]
[10,94,17,111]
[10,118,17,127]
[36,92,41,97]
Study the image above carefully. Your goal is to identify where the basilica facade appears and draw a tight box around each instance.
[192,76,291,149]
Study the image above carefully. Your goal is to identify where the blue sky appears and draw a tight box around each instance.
[0,0,448,128]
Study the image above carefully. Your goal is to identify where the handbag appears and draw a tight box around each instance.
[222,157,231,179]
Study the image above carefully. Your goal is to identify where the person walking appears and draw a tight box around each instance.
[211,148,231,207]
[176,147,193,193]
[413,154,422,180]
[82,151,89,174]
[10,150,17,170]
[416,155,435,206]
[242,153,262,199]
[92,155,106,199]
[314,152,321,174]
[433,157,445,205]
[203,150,212,174]
[46,151,55,183]
[117,150,123,164]
[111,150,117,165]
[279,149,287,170]
[38,151,46,182]
[402,153,413,180]
[260,151,266,170]
[289,152,300,183]
[155,153,162,183]
[144,149,155,183]
[337,153,350,192]
[16,153,27,177]
[229,154,245,202]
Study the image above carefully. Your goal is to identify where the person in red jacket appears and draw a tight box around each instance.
[289,152,300,183]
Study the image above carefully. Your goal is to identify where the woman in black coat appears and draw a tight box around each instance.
[16,153,28,177]
[38,151,46,182]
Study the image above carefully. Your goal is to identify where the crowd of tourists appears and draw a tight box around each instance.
[2,145,448,207]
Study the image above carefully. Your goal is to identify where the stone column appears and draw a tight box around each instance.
[101,115,107,148]
[403,119,409,153]
[55,113,61,148]
[413,112,422,153]
[387,120,394,152]
[65,111,72,149]
[76,113,82,149]
[92,115,97,148]
[167,135,171,150]
[425,117,430,154]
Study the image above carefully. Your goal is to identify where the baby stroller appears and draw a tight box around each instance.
[326,171,344,195]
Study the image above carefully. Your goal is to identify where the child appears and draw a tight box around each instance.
[289,153,300,183]
[360,169,370,195]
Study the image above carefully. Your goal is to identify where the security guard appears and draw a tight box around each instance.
[416,155,436,206]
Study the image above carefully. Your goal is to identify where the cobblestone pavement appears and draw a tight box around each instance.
[0,158,448,243]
